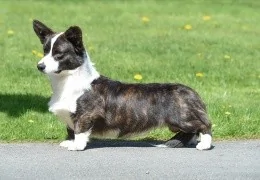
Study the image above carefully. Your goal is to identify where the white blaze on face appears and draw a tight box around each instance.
[38,33,63,74]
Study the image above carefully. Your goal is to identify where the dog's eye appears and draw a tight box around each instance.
[43,48,48,55]
[55,54,64,60]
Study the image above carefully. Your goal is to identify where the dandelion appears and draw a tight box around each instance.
[32,50,37,55]
[224,55,231,59]
[202,15,211,21]
[184,24,192,30]
[141,16,150,23]
[197,53,203,59]
[28,120,34,123]
[134,74,143,80]
[196,72,204,77]
[7,30,14,35]
[36,52,43,58]
[225,111,231,115]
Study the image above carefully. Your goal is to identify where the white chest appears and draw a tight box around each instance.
[46,58,100,130]
[48,72,89,130]
[48,92,82,130]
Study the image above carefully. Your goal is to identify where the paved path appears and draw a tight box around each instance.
[0,140,259,180]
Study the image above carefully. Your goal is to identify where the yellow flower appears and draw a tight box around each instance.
[225,111,231,115]
[141,16,150,23]
[134,74,143,80]
[32,50,37,55]
[184,24,192,30]
[37,52,44,58]
[7,30,14,35]
[224,55,231,59]
[203,15,211,21]
[197,53,203,59]
[196,72,204,77]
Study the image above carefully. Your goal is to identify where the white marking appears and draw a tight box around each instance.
[48,53,100,129]
[37,33,100,129]
[67,130,92,151]
[38,33,63,74]
[196,133,212,150]
[59,140,74,148]
[49,109,74,130]
[154,144,168,148]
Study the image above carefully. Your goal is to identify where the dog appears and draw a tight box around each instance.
[33,20,212,151]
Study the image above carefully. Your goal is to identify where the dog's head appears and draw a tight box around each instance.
[33,20,85,74]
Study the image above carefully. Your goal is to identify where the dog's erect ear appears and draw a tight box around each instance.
[33,20,54,44]
[64,26,85,55]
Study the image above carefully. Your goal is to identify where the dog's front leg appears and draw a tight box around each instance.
[67,119,93,151]
[59,127,75,148]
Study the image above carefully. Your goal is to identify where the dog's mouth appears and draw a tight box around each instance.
[55,70,62,74]
[37,69,62,74]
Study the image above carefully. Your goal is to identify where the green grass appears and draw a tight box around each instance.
[0,0,259,142]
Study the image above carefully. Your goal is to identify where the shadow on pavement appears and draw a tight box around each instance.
[87,138,166,149]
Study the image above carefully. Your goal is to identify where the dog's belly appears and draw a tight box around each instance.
[91,129,120,139]
[90,114,165,138]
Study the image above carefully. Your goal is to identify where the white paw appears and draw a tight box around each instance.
[154,144,168,148]
[59,140,74,148]
[196,133,212,150]
[67,141,86,151]
[196,142,211,150]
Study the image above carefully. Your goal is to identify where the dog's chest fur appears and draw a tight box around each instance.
[48,61,99,130]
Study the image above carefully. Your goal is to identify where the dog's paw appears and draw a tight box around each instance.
[67,141,87,151]
[196,142,211,150]
[196,133,212,150]
[59,140,74,148]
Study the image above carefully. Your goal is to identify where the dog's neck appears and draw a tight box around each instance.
[48,52,100,113]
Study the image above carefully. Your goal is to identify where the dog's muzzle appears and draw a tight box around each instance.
[37,63,46,72]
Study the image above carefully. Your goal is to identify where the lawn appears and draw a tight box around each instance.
[0,0,259,142]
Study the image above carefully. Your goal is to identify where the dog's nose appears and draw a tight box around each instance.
[37,63,46,71]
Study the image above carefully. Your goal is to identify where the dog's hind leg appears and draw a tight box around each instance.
[166,111,212,150]
[165,132,198,148]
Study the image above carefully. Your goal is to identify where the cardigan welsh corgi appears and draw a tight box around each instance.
[33,20,212,151]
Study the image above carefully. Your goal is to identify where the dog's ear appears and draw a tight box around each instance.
[64,26,85,55]
[33,20,54,44]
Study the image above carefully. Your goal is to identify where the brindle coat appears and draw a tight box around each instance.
[70,75,211,147]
